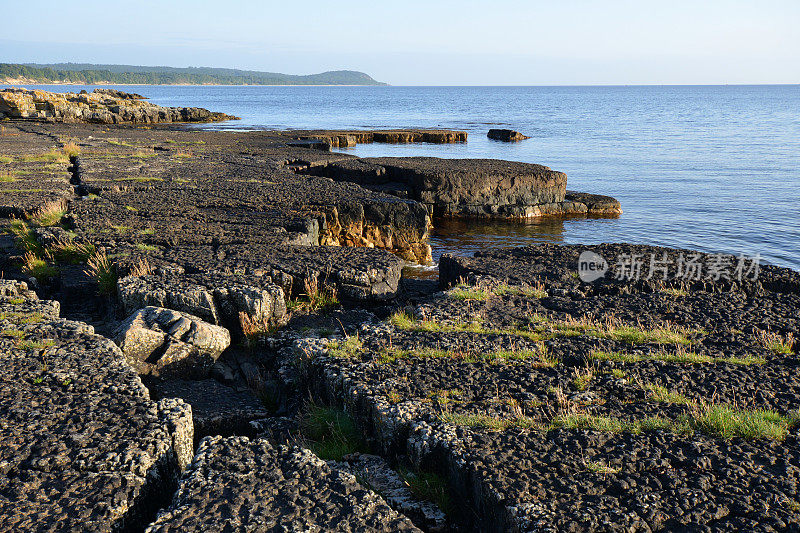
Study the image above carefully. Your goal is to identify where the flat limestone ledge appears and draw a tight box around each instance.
[145,436,420,532]
[284,129,468,148]
[0,123,74,219]
[0,280,194,532]
[304,156,575,217]
[68,147,432,262]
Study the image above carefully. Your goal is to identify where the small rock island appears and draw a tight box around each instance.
[1,89,797,532]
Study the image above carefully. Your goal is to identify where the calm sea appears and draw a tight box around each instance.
[18,84,800,270]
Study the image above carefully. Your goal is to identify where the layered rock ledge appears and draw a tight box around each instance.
[284,129,468,148]
[0,87,237,124]
[305,156,622,218]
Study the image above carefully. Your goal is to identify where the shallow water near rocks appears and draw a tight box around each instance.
[18,84,800,270]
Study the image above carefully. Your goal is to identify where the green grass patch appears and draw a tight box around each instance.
[590,349,766,366]
[448,286,491,301]
[0,155,12,164]
[686,404,796,441]
[494,283,547,298]
[584,459,621,475]
[135,243,159,252]
[21,255,58,282]
[18,339,55,351]
[550,406,797,441]
[301,404,366,461]
[643,383,693,405]
[400,470,453,515]
[2,329,24,339]
[117,176,164,183]
[439,411,539,431]
[327,335,364,359]
[661,287,689,297]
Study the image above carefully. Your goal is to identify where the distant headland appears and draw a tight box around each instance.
[0,62,387,86]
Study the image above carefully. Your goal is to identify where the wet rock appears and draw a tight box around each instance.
[565,190,623,215]
[145,436,420,532]
[487,128,529,141]
[114,306,231,378]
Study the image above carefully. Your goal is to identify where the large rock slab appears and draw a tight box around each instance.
[286,129,467,148]
[0,280,194,532]
[146,436,420,532]
[114,306,231,379]
[0,87,236,124]
[305,156,591,218]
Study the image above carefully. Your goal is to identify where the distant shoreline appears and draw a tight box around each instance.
[1,80,386,87]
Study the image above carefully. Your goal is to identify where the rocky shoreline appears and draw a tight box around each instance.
[1,92,797,532]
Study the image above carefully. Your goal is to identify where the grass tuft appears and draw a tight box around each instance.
[85,250,118,295]
[448,285,491,301]
[301,403,366,461]
[61,142,81,158]
[21,252,58,282]
[761,331,795,355]
[584,459,621,475]
[400,470,453,515]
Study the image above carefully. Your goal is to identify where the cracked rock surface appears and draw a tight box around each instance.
[114,306,231,379]
[146,436,420,532]
[0,280,193,532]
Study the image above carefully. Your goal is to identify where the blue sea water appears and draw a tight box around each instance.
[17,84,800,270]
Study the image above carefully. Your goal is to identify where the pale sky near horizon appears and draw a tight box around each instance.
[2,0,798,85]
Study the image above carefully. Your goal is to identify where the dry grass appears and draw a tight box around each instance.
[85,250,117,295]
[61,142,81,158]
[289,275,340,312]
[30,203,65,227]
[761,331,795,355]
[129,257,152,278]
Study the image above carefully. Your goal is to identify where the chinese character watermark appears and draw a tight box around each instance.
[576,251,760,283]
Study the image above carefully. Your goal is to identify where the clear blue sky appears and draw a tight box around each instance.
[2,0,798,85]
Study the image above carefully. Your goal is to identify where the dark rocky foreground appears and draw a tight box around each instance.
[279,244,799,531]
[4,102,796,531]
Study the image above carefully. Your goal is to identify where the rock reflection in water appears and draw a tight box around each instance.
[404,215,621,279]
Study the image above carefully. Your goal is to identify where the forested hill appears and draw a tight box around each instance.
[0,63,386,86]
